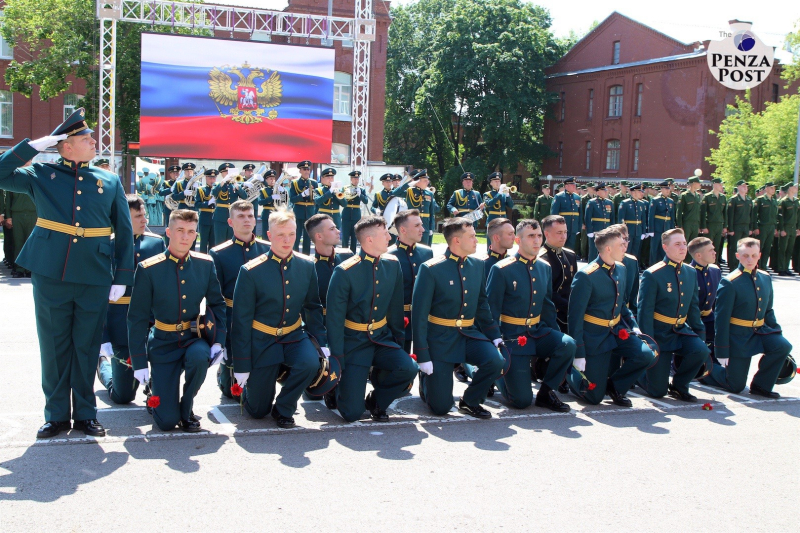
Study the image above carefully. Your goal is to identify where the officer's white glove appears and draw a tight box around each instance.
[418,361,434,375]
[717,358,729,367]
[587,233,594,238]
[29,134,68,151]
[493,338,504,348]
[108,285,126,302]
[272,194,281,200]
[641,234,647,240]
[234,372,250,388]
[209,343,225,366]
[253,175,264,183]
[321,347,330,359]
[632,327,642,335]
[134,368,150,385]
[573,358,586,372]
[208,196,216,206]
[99,342,113,358]
[301,188,310,197]
[649,233,655,237]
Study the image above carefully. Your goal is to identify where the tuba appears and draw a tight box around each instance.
[182,171,203,208]
[242,174,265,202]
[164,170,184,211]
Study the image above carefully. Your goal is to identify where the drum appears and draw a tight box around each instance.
[383,197,408,235]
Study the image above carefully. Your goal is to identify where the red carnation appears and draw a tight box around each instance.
[404,317,410,328]
[587,382,597,391]
[702,403,713,411]
[231,384,243,397]
[618,329,629,340]
[409,353,417,361]
[126,357,132,366]
[146,395,161,409]
[517,335,528,346]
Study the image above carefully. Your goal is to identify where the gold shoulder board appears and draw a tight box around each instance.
[537,257,550,267]
[143,231,161,239]
[584,262,600,274]
[189,251,213,261]
[381,253,399,261]
[497,257,517,268]
[624,253,639,262]
[243,254,270,270]
[140,254,167,268]
[726,269,742,280]
[340,255,361,270]
[210,240,234,252]
[647,261,666,273]
[424,255,446,267]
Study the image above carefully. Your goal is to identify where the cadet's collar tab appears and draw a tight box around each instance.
[489,250,506,260]
[270,250,293,264]
[447,251,463,262]
[233,235,255,247]
[398,241,415,251]
[315,252,330,262]
[515,252,536,265]
[738,264,753,275]
[166,249,189,264]
[234,238,246,246]
[546,243,562,254]
[60,158,90,170]
[360,250,379,263]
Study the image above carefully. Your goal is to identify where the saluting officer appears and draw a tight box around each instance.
[211,162,246,246]
[567,228,655,406]
[776,183,799,276]
[257,170,278,239]
[194,168,218,254]
[483,172,514,225]
[128,209,226,432]
[688,237,722,366]
[533,183,552,222]
[676,175,703,242]
[486,219,575,411]
[97,196,165,404]
[700,178,727,265]
[209,200,270,399]
[753,181,779,270]
[704,238,792,398]
[306,213,354,326]
[327,216,418,422]
[648,181,676,265]
[727,180,753,269]
[0,108,135,439]
[392,169,438,246]
[230,209,328,429]
[341,170,370,253]
[412,218,505,418]
[584,182,615,262]
[447,172,484,227]
[550,177,582,251]
[618,184,646,259]
[314,167,346,228]
[289,160,318,254]
[539,215,578,333]
[636,229,709,402]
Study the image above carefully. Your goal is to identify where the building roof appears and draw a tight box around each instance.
[547,50,707,79]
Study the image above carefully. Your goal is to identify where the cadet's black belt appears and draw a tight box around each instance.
[654,312,687,326]
[252,316,302,336]
[623,220,641,224]
[500,314,540,327]
[583,313,620,327]
[428,315,474,328]
[655,215,671,221]
[224,298,233,308]
[730,317,765,328]
[319,208,340,214]
[345,317,387,333]
[109,297,131,305]
[155,319,192,332]
[294,202,314,206]
[559,212,579,216]
[37,218,112,238]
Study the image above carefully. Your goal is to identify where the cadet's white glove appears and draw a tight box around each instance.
[134,368,150,385]
[234,372,250,388]
[272,194,281,200]
[632,327,642,335]
[208,196,216,206]
[573,358,586,372]
[320,347,330,359]
[108,285,126,302]
[717,358,729,367]
[493,338,505,348]
[587,233,594,238]
[641,234,647,240]
[649,233,655,238]
[99,342,113,358]
[209,343,225,366]
[418,361,433,375]
[302,188,310,197]
[29,134,68,151]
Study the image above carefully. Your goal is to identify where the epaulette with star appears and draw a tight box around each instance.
[423,255,446,267]
[210,240,234,252]
[340,255,361,270]
[243,254,269,270]
[140,254,167,268]
[647,261,666,273]
[496,256,516,268]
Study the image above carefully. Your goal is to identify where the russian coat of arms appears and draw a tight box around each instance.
[208,62,283,124]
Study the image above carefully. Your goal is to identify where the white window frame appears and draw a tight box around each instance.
[333,71,352,121]
[608,85,623,118]
[0,10,13,60]
[0,90,13,137]
[606,139,620,171]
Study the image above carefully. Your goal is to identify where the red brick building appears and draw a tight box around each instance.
[542,12,794,184]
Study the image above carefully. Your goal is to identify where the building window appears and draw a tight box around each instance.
[333,71,352,120]
[63,94,83,122]
[608,85,623,117]
[632,140,640,171]
[636,83,643,116]
[0,90,12,137]
[588,89,593,120]
[558,142,563,170]
[606,139,620,170]
[585,141,591,170]
[560,91,565,121]
[331,143,350,165]
[0,10,13,59]
[772,83,779,103]
[612,41,620,65]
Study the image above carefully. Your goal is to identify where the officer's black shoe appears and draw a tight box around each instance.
[11,271,23,278]
[73,419,106,437]
[189,412,202,422]
[418,373,427,403]
[749,384,780,399]
[487,383,496,397]
[606,379,633,407]
[271,406,296,429]
[535,388,571,412]
[558,380,570,394]
[453,364,470,383]
[323,388,338,410]
[457,398,492,419]
[365,391,389,422]
[667,383,697,402]
[179,417,202,433]
[36,421,71,439]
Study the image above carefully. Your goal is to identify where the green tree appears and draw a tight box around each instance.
[782,18,800,84]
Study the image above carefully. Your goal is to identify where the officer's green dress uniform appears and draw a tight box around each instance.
[327,251,418,421]
[128,250,226,430]
[257,170,277,239]
[6,190,37,275]
[777,187,798,273]
[676,180,702,242]
[388,241,433,353]
[392,174,438,246]
[98,232,165,403]
[636,259,709,398]
[315,185,347,229]
[753,187,778,270]
[550,179,582,251]
[340,171,370,253]
[612,185,629,215]
[231,250,326,419]
[566,258,655,404]
[533,192,552,223]
[639,187,652,267]
[210,235,271,398]
[412,250,505,415]
[483,189,514,224]
[314,247,355,326]
[171,164,196,211]
[579,188,593,260]
[584,193,614,262]
[618,193,645,259]
[289,163,318,254]
[704,264,792,394]
[486,253,575,408]
[211,166,246,246]
[700,184,727,264]
[0,189,14,266]
[447,180,483,228]
[0,123,135,426]
[482,249,507,279]
[727,188,753,269]
[648,191,675,265]
[193,170,217,254]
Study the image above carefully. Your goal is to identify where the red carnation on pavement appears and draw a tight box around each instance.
[702,403,713,411]
[517,336,528,346]
[404,317,409,328]
[409,353,417,361]
[587,382,597,391]
[231,384,243,397]
[618,329,629,340]
[146,395,161,409]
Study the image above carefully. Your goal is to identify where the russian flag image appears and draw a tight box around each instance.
[139,33,335,162]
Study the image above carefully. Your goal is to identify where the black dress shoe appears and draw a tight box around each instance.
[365,391,389,422]
[271,406,296,428]
[486,383,495,397]
[453,364,470,383]
[179,417,202,432]
[535,389,571,412]
[668,383,698,402]
[558,381,569,394]
[606,379,633,407]
[457,398,491,419]
[749,384,780,399]
[73,419,106,437]
[11,271,23,278]
[323,388,338,410]
[418,373,427,403]
[36,421,71,439]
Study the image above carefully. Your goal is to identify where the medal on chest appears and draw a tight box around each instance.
[667,282,673,293]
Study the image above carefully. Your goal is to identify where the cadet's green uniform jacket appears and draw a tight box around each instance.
[727,194,753,268]
[313,247,355,323]
[388,241,433,350]
[618,198,645,258]
[777,195,799,272]
[754,194,779,268]
[483,189,514,223]
[341,187,370,252]
[648,195,675,264]
[315,185,347,226]
[482,250,507,279]
[621,253,640,315]
[194,184,215,253]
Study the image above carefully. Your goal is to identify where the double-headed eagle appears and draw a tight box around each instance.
[208,63,283,124]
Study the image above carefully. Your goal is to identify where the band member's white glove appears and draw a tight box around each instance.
[450,208,459,215]
[108,285,126,302]
[272,194,281,200]
[375,209,382,216]
[276,185,286,193]
[234,372,250,387]
[99,342,113,358]
[321,347,330,359]
[301,188,310,197]
[573,358,586,372]
[493,338,504,348]
[252,175,264,183]
[587,233,594,238]
[29,134,68,151]
[418,361,433,375]
[641,234,647,240]
[717,358,729,367]
[632,327,642,335]
[429,229,433,236]
[134,368,150,385]
[208,196,216,206]
[209,343,225,366]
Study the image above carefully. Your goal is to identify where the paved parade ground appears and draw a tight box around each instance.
[0,248,799,532]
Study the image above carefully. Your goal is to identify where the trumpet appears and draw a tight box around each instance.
[330,181,345,199]
[425,186,436,195]
[499,184,517,195]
